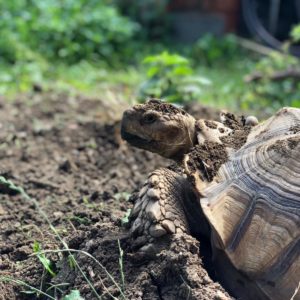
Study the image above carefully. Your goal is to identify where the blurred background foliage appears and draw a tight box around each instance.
[0,0,300,115]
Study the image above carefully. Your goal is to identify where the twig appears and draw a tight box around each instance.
[236,37,274,56]
[245,69,300,83]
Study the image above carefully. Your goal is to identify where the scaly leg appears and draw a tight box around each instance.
[128,167,209,257]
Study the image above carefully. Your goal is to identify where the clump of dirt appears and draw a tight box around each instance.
[53,214,230,300]
[219,112,252,150]
[186,142,228,182]
[220,112,244,130]
[269,136,299,155]
[186,112,252,182]
[290,124,300,134]
[204,120,218,129]
[137,98,187,115]
[0,92,231,300]
[220,128,251,150]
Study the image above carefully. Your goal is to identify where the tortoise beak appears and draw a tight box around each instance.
[121,108,136,139]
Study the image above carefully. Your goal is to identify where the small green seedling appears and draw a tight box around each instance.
[69,215,91,225]
[62,289,84,300]
[68,254,76,270]
[114,192,131,201]
[33,241,56,277]
[121,209,131,226]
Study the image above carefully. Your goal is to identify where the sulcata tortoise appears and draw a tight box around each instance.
[121,99,300,300]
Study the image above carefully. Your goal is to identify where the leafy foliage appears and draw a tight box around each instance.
[290,24,300,43]
[242,48,300,112]
[138,51,211,103]
[192,34,240,66]
[115,0,170,40]
[0,0,139,64]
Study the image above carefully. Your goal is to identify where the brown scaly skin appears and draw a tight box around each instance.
[128,167,209,257]
[121,99,197,161]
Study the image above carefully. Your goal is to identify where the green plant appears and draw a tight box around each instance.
[115,0,170,40]
[114,192,131,202]
[121,209,131,226]
[33,241,56,277]
[242,49,300,112]
[290,24,300,43]
[192,34,240,66]
[138,51,211,103]
[241,23,300,113]
[0,0,139,65]
[63,289,84,300]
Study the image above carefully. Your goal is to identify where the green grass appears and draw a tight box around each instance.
[0,61,143,99]
[1,60,255,105]
[0,49,259,114]
[194,58,256,111]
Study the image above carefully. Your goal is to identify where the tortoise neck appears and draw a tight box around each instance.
[171,119,197,164]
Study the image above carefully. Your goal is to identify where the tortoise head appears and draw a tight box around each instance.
[121,99,196,160]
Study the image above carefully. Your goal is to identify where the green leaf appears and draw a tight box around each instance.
[146,66,160,78]
[33,241,56,277]
[172,66,192,76]
[62,290,84,300]
[143,51,189,66]
[121,208,131,225]
[291,24,300,42]
[114,192,131,201]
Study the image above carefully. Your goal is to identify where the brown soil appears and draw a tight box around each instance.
[220,113,251,150]
[269,136,300,155]
[187,112,251,182]
[0,92,232,300]
[186,142,229,182]
[136,99,187,115]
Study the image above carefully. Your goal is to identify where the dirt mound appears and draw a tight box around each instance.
[54,215,229,300]
[0,92,230,299]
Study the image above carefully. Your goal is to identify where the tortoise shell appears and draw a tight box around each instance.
[201,107,300,300]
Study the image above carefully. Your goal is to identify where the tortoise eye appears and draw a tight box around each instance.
[143,113,157,124]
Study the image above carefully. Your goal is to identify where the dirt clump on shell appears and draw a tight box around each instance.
[220,113,251,150]
[269,136,300,155]
[187,142,228,182]
[136,98,187,115]
[187,113,251,182]
[0,93,232,299]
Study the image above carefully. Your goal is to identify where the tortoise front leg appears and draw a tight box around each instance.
[128,167,209,257]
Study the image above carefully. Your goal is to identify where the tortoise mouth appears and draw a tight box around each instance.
[121,127,155,149]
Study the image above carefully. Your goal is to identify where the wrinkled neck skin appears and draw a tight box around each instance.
[167,120,197,162]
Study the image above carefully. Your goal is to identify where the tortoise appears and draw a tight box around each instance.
[121,99,300,300]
